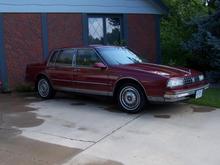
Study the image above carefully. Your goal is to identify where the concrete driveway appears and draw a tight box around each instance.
[0,93,220,165]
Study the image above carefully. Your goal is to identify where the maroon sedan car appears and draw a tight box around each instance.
[26,46,209,113]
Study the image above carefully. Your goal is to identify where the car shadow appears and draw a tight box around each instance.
[52,92,190,117]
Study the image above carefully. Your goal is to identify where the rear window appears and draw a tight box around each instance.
[48,50,59,66]
[55,49,74,67]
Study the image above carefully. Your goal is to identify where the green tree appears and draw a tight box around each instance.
[183,0,220,71]
[161,0,208,65]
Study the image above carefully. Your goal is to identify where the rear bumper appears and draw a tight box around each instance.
[148,84,209,103]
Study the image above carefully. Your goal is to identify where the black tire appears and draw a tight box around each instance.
[37,77,56,99]
[117,83,146,113]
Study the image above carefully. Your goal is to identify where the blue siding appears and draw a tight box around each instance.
[41,14,49,59]
[0,14,8,90]
[82,14,88,46]
[123,14,128,44]
[0,0,167,14]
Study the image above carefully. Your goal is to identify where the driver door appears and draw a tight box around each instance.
[74,48,112,96]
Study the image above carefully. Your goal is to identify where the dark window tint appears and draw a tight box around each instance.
[106,18,121,45]
[56,49,74,66]
[76,49,101,67]
[49,51,59,65]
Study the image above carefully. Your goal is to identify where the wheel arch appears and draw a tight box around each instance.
[113,77,147,99]
[35,73,53,89]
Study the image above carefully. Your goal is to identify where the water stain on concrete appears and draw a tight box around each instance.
[38,115,52,118]
[3,112,44,128]
[78,127,88,131]
[192,106,216,113]
[0,136,82,165]
[154,114,171,119]
[104,105,121,113]
[71,102,87,106]
[79,158,124,165]
[0,127,22,139]
[0,93,83,165]
[63,122,76,128]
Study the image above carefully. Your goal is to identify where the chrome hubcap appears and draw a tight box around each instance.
[38,79,49,97]
[119,86,140,111]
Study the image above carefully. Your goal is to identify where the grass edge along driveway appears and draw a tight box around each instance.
[189,88,220,108]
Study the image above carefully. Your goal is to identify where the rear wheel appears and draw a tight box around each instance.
[37,77,55,99]
[117,84,146,113]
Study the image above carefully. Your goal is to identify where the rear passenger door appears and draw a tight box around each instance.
[47,49,76,89]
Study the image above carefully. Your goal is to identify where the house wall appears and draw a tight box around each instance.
[3,14,43,88]
[127,14,157,62]
[47,14,83,51]
[1,13,159,89]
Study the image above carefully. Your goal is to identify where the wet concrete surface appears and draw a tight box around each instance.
[1,92,220,165]
[0,93,82,165]
[192,106,216,113]
[0,136,82,165]
[154,114,171,119]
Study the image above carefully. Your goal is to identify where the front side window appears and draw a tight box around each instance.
[55,49,74,67]
[88,16,122,45]
[76,49,101,67]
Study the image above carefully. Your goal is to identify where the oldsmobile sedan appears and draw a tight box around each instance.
[26,46,209,113]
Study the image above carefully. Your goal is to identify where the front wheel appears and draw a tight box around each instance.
[117,84,146,113]
[37,77,55,99]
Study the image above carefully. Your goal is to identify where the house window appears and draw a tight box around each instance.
[88,16,122,45]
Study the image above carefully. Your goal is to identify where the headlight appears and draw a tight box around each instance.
[199,75,204,81]
[167,78,184,88]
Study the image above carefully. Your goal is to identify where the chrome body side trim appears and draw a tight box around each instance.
[148,84,209,103]
[51,79,110,86]
[72,80,110,86]
[54,86,113,96]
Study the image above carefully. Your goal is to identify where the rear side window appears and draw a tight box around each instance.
[48,50,59,66]
[56,49,74,67]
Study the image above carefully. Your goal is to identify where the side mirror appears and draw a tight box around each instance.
[94,62,107,69]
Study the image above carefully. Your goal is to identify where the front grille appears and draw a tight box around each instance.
[184,76,200,85]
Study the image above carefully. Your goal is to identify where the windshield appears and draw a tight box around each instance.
[97,47,144,65]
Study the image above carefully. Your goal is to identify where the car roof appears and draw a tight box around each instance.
[53,45,124,51]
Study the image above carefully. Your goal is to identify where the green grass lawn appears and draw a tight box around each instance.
[189,88,220,108]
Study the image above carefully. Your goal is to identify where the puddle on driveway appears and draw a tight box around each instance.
[3,112,44,128]
[71,102,87,106]
[63,122,76,128]
[72,156,124,165]
[192,106,216,113]
[103,105,122,113]
[0,93,83,165]
[0,127,22,139]
[0,93,44,129]
[83,160,124,165]
[0,136,82,165]
[154,114,171,119]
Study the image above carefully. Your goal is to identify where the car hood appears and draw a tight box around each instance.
[115,63,193,78]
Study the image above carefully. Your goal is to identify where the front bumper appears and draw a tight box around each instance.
[148,84,209,103]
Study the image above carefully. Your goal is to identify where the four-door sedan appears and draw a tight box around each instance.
[26,46,209,113]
